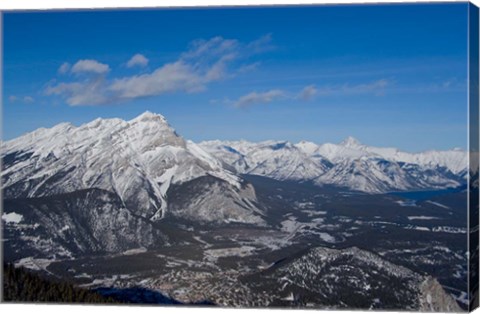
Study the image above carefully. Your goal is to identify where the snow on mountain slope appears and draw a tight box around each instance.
[201,137,467,193]
[2,111,467,202]
[2,111,260,224]
[311,137,467,175]
[317,157,460,193]
[318,158,406,193]
[200,140,332,181]
[305,137,371,162]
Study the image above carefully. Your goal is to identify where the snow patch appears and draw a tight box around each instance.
[60,225,70,232]
[204,246,256,263]
[15,257,54,271]
[318,232,335,243]
[425,201,450,209]
[122,247,147,255]
[2,212,23,224]
[407,216,440,221]
[395,200,417,207]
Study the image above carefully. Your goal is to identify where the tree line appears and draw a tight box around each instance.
[2,263,120,304]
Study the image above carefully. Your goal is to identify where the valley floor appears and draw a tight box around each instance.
[3,176,469,310]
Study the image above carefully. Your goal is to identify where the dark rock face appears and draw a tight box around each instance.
[167,175,264,224]
[242,247,462,311]
[3,189,167,259]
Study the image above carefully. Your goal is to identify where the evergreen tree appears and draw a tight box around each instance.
[2,263,121,304]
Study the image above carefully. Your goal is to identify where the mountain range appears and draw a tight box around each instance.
[1,111,468,310]
[1,111,468,254]
[2,111,467,214]
[200,135,466,194]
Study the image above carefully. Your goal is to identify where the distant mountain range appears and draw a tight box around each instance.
[2,111,467,205]
[200,135,467,194]
[1,111,469,254]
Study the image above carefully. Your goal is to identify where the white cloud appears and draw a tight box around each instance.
[441,78,460,89]
[46,35,272,106]
[298,85,318,101]
[347,79,389,93]
[46,78,109,106]
[316,79,389,96]
[233,89,285,108]
[58,62,71,74]
[183,36,239,60]
[109,61,204,100]
[126,54,149,68]
[229,80,387,109]
[23,96,34,103]
[237,62,261,74]
[8,95,35,104]
[246,33,275,54]
[71,59,110,74]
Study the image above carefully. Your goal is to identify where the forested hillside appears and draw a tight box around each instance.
[2,264,118,303]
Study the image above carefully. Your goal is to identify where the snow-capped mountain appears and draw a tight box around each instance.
[200,140,332,181]
[317,157,460,193]
[2,111,264,225]
[307,136,467,175]
[200,137,467,193]
[2,111,468,213]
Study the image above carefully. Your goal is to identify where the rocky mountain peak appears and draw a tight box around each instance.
[340,136,362,147]
[130,111,168,123]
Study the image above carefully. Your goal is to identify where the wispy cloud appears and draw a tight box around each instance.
[438,77,464,90]
[246,33,275,54]
[316,79,390,96]
[237,62,261,74]
[228,80,388,109]
[389,78,466,94]
[345,79,389,94]
[233,89,285,108]
[46,78,108,106]
[8,95,35,104]
[46,35,273,106]
[58,62,71,74]
[298,85,318,101]
[126,54,149,68]
[23,96,35,103]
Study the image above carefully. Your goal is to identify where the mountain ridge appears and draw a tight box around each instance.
[200,137,466,193]
[2,112,468,196]
[1,111,265,225]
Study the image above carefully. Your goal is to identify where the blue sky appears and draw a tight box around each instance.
[2,3,469,152]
